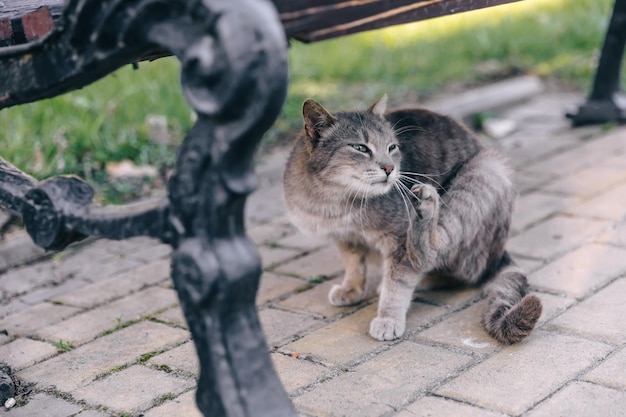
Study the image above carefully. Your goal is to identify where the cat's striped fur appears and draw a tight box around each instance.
[282,96,542,343]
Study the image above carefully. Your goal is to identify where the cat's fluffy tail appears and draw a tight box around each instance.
[482,252,542,344]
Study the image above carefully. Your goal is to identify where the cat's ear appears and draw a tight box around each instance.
[302,99,337,144]
[368,94,388,116]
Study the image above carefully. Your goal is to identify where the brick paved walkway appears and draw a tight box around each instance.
[1,86,626,417]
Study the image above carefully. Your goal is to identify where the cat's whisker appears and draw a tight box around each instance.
[397,180,451,211]
[393,183,414,227]
[398,174,425,186]
[393,125,425,136]
[359,184,371,235]
[346,182,366,220]
[400,170,448,191]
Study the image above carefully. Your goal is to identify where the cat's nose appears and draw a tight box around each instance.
[381,165,395,176]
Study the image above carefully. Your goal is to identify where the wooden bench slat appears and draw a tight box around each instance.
[0,0,64,20]
[1,0,523,46]
[279,0,521,42]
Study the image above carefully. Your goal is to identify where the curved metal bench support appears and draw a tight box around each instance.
[567,0,626,126]
[0,0,293,415]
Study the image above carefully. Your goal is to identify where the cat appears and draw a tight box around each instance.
[282,95,542,344]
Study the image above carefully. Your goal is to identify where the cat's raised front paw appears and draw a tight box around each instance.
[329,284,363,306]
[369,317,405,341]
[411,184,438,221]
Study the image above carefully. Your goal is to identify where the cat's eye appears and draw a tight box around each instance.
[350,144,371,154]
[388,144,399,152]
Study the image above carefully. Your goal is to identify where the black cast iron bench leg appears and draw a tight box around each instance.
[0,0,295,415]
[568,0,626,125]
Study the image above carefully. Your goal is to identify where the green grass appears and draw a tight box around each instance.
[52,339,75,352]
[0,0,615,201]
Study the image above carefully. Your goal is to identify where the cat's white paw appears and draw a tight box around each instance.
[411,184,438,221]
[329,284,363,306]
[369,317,405,341]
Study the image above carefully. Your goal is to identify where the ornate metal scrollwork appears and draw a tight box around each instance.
[0,0,293,415]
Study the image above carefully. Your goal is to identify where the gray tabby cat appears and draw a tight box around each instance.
[282,95,542,343]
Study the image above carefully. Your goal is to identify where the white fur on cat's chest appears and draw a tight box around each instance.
[286,204,383,249]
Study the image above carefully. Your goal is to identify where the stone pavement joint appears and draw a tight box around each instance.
[1,89,626,416]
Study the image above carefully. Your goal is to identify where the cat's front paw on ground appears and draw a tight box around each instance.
[410,184,438,221]
[328,284,363,306]
[369,317,405,341]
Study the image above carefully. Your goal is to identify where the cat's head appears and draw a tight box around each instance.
[299,95,400,197]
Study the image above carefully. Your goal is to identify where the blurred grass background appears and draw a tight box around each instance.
[0,0,616,202]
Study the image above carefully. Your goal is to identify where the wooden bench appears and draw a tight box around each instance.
[0,0,621,416]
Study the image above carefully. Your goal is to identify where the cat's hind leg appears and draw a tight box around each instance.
[329,241,368,306]
[406,149,543,343]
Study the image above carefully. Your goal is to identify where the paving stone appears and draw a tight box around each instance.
[511,192,578,234]
[0,232,47,272]
[522,128,626,178]
[54,242,118,275]
[37,286,179,344]
[257,272,308,305]
[272,353,332,394]
[72,365,195,413]
[0,337,58,371]
[283,303,447,366]
[525,381,626,417]
[247,184,286,225]
[100,236,162,256]
[436,331,612,415]
[72,257,142,283]
[0,299,29,320]
[127,242,173,263]
[533,292,576,328]
[274,246,342,279]
[74,410,109,417]
[96,236,172,262]
[596,220,626,247]
[4,392,82,417]
[294,341,473,417]
[395,396,507,417]
[154,306,187,328]
[414,287,481,310]
[277,277,363,320]
[52,259,172,308]
[583,346,626,389]
[605,153,626,168]
[143,389,202,417]
[516,169,555,194]
[415,300,499,355]
[541,166,626,198]
[514,256,544,274]
[566,183,626,221]
[259,308,321,348]
[529,243,626,299]
[0,260,57,295]
[259,245,301,269]
[502,127,582,172]
[19,321,189,392]
[148,341,198,376]
[507,215,611,260]
[19,277,90,305]
[546,278,626,344]
[247,219,297,246]
[276,230,329,252]
[0,302,80,336]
